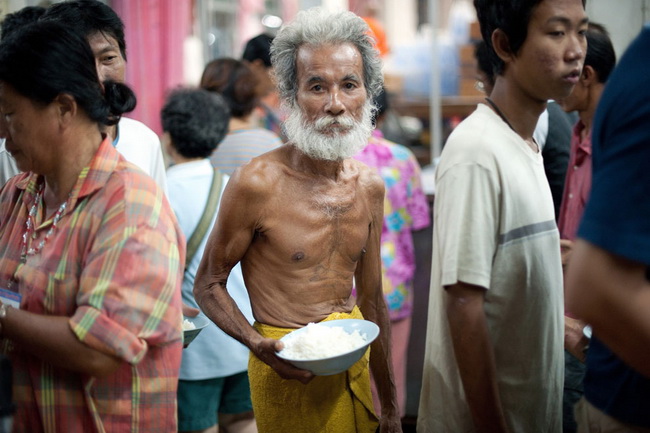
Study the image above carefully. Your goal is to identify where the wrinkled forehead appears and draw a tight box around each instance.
[295,43,364,82]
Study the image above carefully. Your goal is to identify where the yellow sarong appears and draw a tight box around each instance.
[249,306,379,433]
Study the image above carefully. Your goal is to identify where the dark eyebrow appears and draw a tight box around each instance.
[546,16,589,26]
[342,74,361,83]
[306,76,324,85]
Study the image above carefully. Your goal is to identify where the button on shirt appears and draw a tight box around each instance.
[558,120,592,241]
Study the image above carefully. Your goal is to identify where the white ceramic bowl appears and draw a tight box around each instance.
[182,315,211,347]
[276,319,380,376]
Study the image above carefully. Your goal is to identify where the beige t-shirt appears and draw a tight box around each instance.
[418,104,564,433]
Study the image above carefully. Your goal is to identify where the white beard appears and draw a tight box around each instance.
[284,100,375,161]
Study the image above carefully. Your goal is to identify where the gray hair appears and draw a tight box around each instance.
[270,7,383,106]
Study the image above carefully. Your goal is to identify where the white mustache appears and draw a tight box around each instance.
[314,115,355,132]
[283,99,375,161]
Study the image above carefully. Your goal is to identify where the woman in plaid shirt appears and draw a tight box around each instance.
[0,21,185,432]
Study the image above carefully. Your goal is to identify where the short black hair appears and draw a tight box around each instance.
[161,88,230,159]
[41,0,127,61]
[242,33,274,68]
[585,23,616,83]
[0,21,135,126]
[1,6,46,40]
[473,0,587,76]
[200,58,258,118]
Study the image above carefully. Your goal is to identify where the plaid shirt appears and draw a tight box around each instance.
[0,138,185,432]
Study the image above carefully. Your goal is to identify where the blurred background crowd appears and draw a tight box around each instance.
[0,0,648,431]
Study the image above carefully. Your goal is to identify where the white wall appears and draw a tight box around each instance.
[586,0,650,58]
[384,0,417,47]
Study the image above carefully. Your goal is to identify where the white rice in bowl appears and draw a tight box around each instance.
[279,322,368,360]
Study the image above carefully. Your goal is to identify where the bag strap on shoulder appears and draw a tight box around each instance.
[185,168,223,269]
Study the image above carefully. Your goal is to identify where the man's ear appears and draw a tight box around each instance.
[580,65,597,86]
[491,29,514,63]
[54,93,77,128]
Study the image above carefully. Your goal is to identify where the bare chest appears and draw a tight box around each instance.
[251,179,373,265]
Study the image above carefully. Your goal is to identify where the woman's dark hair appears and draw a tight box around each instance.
[473,0,587,76]
[0,21,135,126]
[41,0,127,61]
[0,6,46,41]
[585,23,616,83]
[161,88,230,159]
[199,58,258,119]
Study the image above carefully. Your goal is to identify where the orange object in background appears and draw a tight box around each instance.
[363,16,390,57]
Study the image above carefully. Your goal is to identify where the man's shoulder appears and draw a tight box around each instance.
[440,109,507,164]
[229,148,285,191]
[450,104,508,140]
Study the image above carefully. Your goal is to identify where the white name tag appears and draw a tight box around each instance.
[0,288,21,309]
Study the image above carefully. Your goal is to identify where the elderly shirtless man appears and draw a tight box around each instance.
[194,7,401,433]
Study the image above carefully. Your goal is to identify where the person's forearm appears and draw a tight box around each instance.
[355,273,399,420]
[367,302,399,418]
[193,280,260,349]
[1,307,121,377]
[567,240,650,377]
[194,279,315,384]
[446,284,509,433]
[354,283,396,413]
[362,298,402,432]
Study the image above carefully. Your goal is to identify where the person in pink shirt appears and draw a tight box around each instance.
[556,23,616,433]
[353,89,430,418]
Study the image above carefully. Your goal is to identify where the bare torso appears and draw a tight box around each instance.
[239,145,380,327]
[199,144,383,328]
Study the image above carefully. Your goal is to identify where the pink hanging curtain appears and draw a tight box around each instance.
[238,0,264,54]
[111,0,192,135]
[281,0,299,24]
